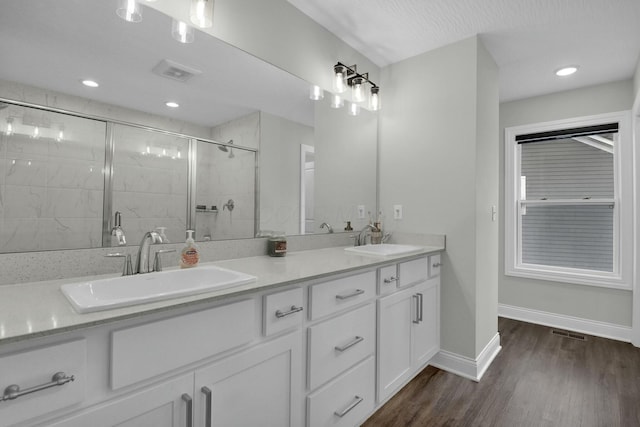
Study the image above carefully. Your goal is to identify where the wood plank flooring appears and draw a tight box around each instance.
[363,317,640,427]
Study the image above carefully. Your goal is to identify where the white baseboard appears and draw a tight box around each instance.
[498,303,632,342]
[430,332,501,382]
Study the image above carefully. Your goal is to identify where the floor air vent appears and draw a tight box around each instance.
[551,329,586,341]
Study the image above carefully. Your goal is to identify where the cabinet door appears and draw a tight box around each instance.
[411,278,440,367]
[377,287,413,403]
[48,374,194,427]
[195,332,302,427]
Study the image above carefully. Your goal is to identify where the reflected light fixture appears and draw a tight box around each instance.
[165,101,180,108]
[172,20,194,43]
[555,66,578,77]
[348,102,360,116]
[5,118,13,136]
[82,79,99,88]
[116,0,143,23]
[309,85,324,101]
[190,0,214,28]
[57,126,64,142]
[330,94,344,109]
[32,126,40,139]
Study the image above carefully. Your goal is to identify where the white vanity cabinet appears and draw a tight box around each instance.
[377,256,440,403]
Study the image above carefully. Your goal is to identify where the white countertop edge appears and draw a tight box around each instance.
[0,245,444,345]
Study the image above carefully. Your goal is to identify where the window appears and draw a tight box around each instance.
[505,112,632,289]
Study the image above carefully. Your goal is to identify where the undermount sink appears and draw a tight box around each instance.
[344,243,424,257]
[61,266,257,314]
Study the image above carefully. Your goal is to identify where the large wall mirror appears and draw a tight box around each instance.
[0,0,377,253]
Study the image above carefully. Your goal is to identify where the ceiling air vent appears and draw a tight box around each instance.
[152,59,202,83]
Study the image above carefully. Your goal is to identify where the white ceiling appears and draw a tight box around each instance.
[287,0,640,102]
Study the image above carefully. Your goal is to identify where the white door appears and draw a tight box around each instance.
[194,332,302,427]
[49,374,194,427]
[377,287,413,403]
[411,278,440,367]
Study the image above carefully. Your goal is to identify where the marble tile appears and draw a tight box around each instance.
[44,188,103,218]
[3,184,46,218]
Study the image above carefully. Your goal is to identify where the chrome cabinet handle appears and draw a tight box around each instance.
[432,262,442,268]
[201,386,212,427]
[1,372,74,402]
[334,395,364,417]
[412,295,420,324]
[275,305,303,318]
[417,292,424,323]
[336,289,365,300]
[182,393,193,427]
[383,276,398,284]
[335,336,364,352]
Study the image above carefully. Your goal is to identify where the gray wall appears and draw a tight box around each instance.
[499,80,634,326]
[635,58,640,97]
[379,36,499,359]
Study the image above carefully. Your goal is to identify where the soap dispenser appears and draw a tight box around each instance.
[180,230,200,268]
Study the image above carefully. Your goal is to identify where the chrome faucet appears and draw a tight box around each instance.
[135,231,163,274]
[111,211,126,246]
[319,222,334,233]
[354,224,379,246]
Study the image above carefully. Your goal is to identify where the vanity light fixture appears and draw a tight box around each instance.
[555,66,578,77]
[172,20,194,44]
[332,62,381,112]
[116,0,143,23]
[330,94,344,109]
[190,0,214,29]
[165,101,180,108]
[82,79,99,88]
[309,85,324,101]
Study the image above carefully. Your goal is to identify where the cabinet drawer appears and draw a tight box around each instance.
[429,253,442,278]
[309,271,375,320]
[111,299,256,389]
[0,339,86,426]
[307,357,375,427]
[308,303,375,390]
[377,265,398,296]
[398,257,428,288]
[263,287,304,336]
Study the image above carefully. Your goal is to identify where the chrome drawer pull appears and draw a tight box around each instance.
[182,393,193,427]
[335,336,364,352]
[335,289,365,300]
[334,395,364,417]
[275,305,303,318]
[1,372,74,402]
[432,262,442,268]
[201,386,212,427]
[383,276,398,284]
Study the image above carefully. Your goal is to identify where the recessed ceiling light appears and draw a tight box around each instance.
[82,79,99,88]
[555,66,578,77]
[165,101,180,108]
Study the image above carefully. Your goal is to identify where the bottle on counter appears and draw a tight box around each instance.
[180,230,200,268]
[268,234,287,257]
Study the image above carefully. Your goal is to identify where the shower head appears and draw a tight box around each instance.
[217,140,234,158]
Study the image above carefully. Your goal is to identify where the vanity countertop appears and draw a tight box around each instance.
[0,245,443,345]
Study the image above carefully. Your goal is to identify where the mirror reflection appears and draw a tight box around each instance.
[0,0,377,253]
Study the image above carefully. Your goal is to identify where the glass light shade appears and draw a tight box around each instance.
[351,77,366,103]
[116,0,142,23]
[32,126,40,139]
[190,0,214,29]
[333,65,347,94]
[172,20,194,44]
[369,87,381,111]
[309,85,324,101]
[348,102,360,116]
[330,94,344,109]
[6,119,13,136]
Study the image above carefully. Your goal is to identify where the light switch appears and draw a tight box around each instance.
[491,205,497,222]
[393,205,403,220]
[357,205,365,219]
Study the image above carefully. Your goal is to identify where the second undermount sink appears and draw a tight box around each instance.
[61,266,257,314]
[344,243,424,257]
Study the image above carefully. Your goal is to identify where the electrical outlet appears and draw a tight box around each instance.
[393,204,403,220]
[357,205,365,219]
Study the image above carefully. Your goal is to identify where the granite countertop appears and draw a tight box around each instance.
[0,245,443,345]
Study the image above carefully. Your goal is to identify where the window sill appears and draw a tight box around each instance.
[506,265,631,291]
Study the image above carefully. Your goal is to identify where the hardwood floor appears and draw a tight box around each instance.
[363,318,640,427]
